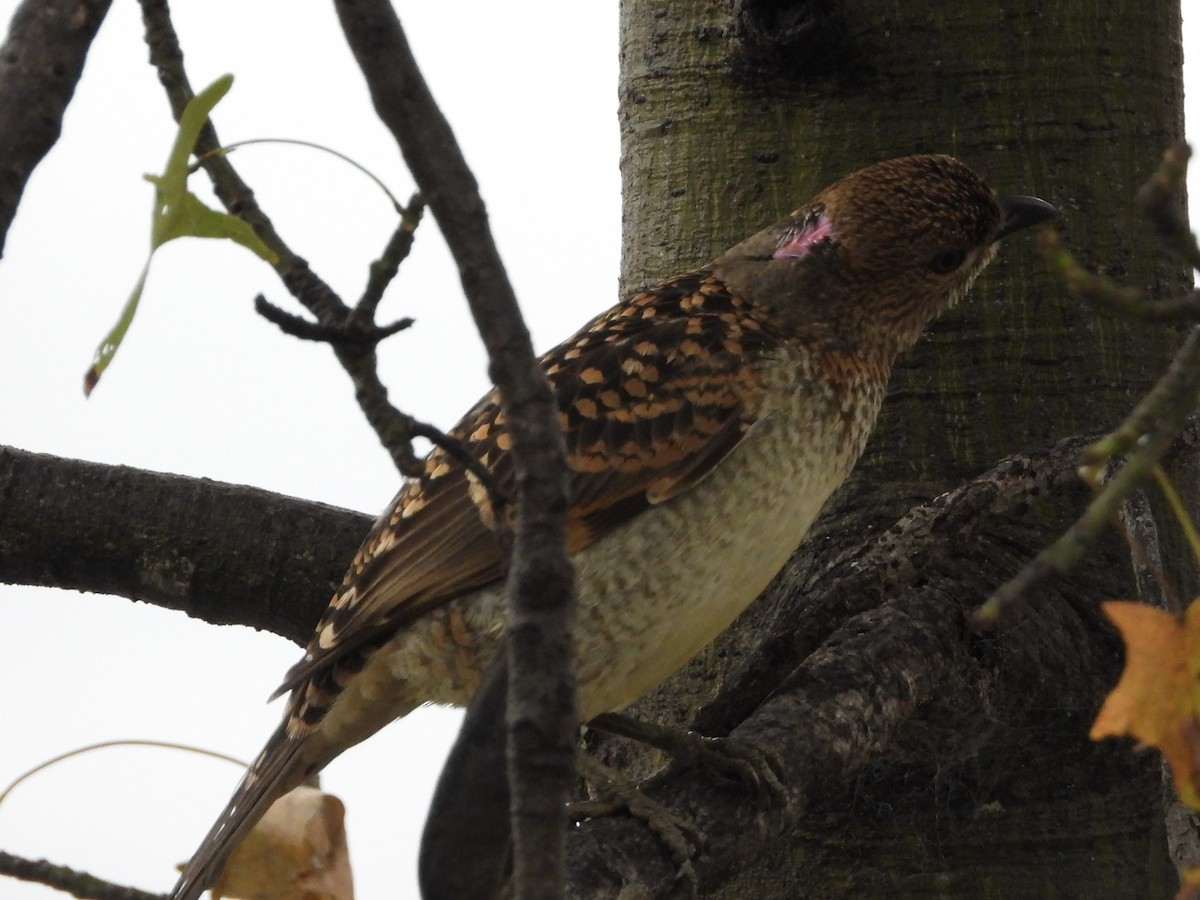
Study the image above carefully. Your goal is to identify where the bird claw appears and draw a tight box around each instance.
[571,717,793,894]
[588,712,791,813]
[654,730,789,811]
[573,754,705,892]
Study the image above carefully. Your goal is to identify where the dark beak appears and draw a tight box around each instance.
[995,195,1059,241]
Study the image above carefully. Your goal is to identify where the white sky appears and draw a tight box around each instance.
[0,3,1195,899]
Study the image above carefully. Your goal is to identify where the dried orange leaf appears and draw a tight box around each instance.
[211,785,353,900]
[1091,600,1200,808]
[1177,865,1200,900]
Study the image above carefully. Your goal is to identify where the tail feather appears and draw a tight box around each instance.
[170,724,308,900]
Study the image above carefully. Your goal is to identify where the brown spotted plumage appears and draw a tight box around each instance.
[171,155,1055,899]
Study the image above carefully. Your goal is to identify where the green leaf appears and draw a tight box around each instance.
[144,74,275,259]
[164,75,233,196]
[144,175,276,259]
[85,74,278,396]
[85,259,150,397]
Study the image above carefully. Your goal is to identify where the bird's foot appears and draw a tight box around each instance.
[588,712,789,811]
[572,753,704,893]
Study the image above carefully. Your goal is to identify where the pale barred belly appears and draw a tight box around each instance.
[567,403,856,718]
[316,385,868,749]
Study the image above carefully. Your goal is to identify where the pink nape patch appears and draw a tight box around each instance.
[773,214,833,259]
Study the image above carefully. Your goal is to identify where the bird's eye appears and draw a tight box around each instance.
[930,249,967,274]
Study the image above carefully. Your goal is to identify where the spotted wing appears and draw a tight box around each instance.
[275,270,787,702]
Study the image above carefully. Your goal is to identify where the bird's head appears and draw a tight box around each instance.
[712,154,1057,357]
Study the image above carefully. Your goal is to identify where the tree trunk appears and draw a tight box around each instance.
[566,1,1188,896]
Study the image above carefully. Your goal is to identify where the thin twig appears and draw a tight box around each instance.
[137,0,446,477]
[254,294,413,345]
[974,329,1200,625]
[1152,463,1200,566]
[1040,145,1200,321]
[252,194,423,345]
[1087,328,1200,462]
[1041,231,1200,321]
[1136,143,1200,270]
[1036,230,1200,321]
[354,193,425,326]
[0,851,164,900]
[138,0,347,324]
[199,138,408,212]
[0,740,246,807]
[257,283,504,488]
[405,420,507,507]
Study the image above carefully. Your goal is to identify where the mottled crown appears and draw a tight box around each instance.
[713,155,1020,357]
[811,155,1002,268]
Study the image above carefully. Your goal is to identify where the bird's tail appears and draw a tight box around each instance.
[170,723,308,900]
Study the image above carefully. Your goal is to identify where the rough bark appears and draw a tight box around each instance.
[0,444,368,645]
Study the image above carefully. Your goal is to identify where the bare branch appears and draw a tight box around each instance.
[0,0,112,256]
[137,4,576,889]
[1136,143,1200,270]
[1041,231,1200,321]
[138,0,346,323]
[254,193,425,348]
[332,2,576,896]
[0,444,370,645]
[0,850,164,900]
[253,294,414,346]
[354,193,425,325]
[975,371,1192,624]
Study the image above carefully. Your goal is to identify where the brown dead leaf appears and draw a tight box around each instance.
[211,785,353,900]
[1091,600,1200,809]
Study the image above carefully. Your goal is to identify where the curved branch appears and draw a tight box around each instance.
[138,0,346,324]
[138,0,435,478]
[0,0,112,256]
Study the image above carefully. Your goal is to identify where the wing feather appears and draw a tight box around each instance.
[277,270,788,712]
